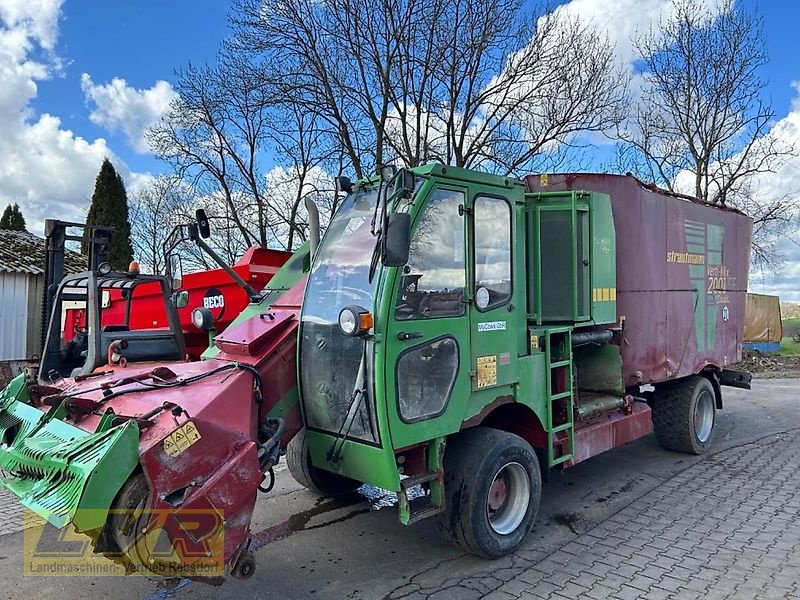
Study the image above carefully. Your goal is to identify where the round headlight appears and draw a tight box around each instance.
[338,305,373,337]
[192,306,214,331]
[97,261,112,276]
[338,307,357,336]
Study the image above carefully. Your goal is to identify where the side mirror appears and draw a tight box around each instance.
[168,253,183,291]
[171,290,189,309]
[195,209,211,239]
[334,176,353,194]
[380,164,397,182]
[382,212,411,267]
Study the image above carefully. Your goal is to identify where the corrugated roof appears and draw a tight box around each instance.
[0,229,86,275]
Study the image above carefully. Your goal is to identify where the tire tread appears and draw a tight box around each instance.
[651,375,714,454]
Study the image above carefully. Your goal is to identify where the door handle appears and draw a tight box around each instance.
[397,331,423,341]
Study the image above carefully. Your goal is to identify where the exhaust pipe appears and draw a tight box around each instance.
[305,197,320,260]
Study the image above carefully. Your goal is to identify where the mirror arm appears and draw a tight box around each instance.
[192,235,262,303]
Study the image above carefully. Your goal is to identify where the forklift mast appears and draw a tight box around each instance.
[41,220,115,352]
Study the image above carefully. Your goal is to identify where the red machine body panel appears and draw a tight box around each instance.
[64,246,292,359]
[526,173,753,386]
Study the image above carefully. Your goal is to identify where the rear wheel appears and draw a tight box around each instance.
[436,427,541,558]
[651,375,716,454]
[286,428,359,496]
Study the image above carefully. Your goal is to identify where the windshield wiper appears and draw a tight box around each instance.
[326,343,370,463]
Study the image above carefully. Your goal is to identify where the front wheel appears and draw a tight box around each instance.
[651,375,716,454]
[286,428,359,496]
[436,427,541,558]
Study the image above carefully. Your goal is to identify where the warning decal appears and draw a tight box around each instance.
[164,421,202,457]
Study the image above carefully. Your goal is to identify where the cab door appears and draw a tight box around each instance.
[468,193,517,392]
[384,184,471,449]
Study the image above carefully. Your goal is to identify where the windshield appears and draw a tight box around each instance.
[300,186,381,443]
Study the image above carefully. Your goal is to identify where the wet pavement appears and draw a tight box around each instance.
[0,378,798,599]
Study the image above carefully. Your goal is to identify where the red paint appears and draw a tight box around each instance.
[63,246,292,359]
[214,311,296,358]
[526,174,752,385]
[569,403,653,466]
[32,275,308,582]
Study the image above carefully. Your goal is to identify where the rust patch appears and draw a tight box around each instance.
[461,395,514,429]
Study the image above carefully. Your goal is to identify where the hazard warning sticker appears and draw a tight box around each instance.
[163,421,202,457]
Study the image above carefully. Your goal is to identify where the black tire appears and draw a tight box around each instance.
[104,473,154,573]
[651,375,716,454]
[435,427,541,558]
[286,428,359,496]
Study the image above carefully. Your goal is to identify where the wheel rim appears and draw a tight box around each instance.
[486,462,530,535]
[693,389,715,443]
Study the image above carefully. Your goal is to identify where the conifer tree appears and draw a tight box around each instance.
[84,159,134,270]
[0,203,27,231]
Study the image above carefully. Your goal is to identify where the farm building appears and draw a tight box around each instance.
[0,229,85,361]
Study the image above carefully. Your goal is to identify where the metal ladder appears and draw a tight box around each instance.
[398,437,445,525]
[544,328,574,467]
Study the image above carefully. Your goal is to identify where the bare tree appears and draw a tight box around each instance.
[232,0,629,177]
[621,0,792,203]
[129,175,192,275]
[618,0,796,270]
[147,56,277,251]
[149,0,629,258]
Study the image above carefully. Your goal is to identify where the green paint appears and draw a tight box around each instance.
[299,164,620,498]
[0,386,139,531]
[201,242,311,360]
[685,220,724,353]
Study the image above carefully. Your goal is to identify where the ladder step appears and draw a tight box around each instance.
[551,454,573,466]
[401,471,440,489]
[550,360,571,368]
[405,504,444,525]
[550,391,573,400]
[552,423,573,433]
[547,327,572,334]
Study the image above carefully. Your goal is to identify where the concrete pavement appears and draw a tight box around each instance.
[0,378,798,599]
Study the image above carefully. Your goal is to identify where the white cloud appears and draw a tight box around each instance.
[0,0,126,234]
[739,81,800,302]
[552,0,725,66]
[0,0,63,51]
[81,74,177,153]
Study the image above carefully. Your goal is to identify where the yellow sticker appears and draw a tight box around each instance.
[540,174,548,187]
[164,421,202,457]
[476,355,497,389]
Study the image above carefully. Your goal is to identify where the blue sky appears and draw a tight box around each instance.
[23,0,800,183]
[1,0,800,298]
[33,1,231,175]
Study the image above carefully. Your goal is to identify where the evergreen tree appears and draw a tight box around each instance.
[84,158,134,270]
[0,203,27,231]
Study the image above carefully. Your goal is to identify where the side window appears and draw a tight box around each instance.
[396,337,459,422]
[395,188,465,320]
[474,196,512,310]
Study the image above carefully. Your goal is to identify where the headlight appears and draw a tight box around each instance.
[338,305,373,337]
[192,307,214,331]
[97,261,112,276]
